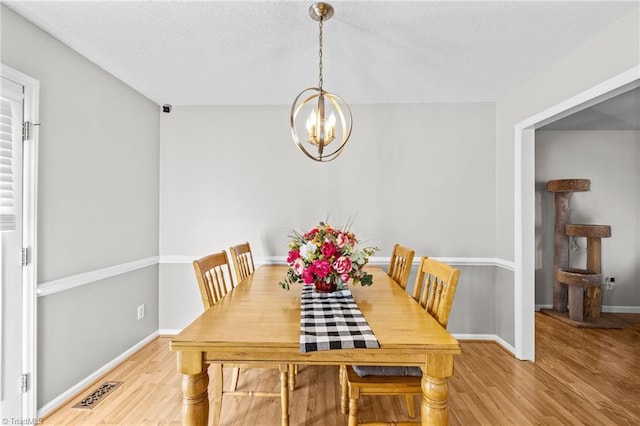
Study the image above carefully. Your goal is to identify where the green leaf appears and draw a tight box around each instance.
[360,274,373,286]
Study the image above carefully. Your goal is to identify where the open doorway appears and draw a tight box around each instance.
[513,66,639,361]
[535,87,640,321]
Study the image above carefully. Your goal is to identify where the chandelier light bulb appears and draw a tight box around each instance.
[306,108,317,143]
[305,108,336,147]
[326,112,336,141]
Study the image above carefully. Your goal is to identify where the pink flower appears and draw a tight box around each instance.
[293,258,305,275]
[287,249,300,264]
[341,273,350,283]
[321,242,338,260]
[301,268,315,284]
[336,233,348,248]
[312,259,332,279]
[333,256,352,274]
[303,228,318,239]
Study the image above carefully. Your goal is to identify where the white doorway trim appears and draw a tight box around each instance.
[0,63,39,419]
[514,65,640,361]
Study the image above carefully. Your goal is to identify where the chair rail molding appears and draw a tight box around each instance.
[161,255,515,270]
[37,255,514,298]
[37,256,159,297]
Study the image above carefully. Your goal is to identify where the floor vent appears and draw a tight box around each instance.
[73,381,123,409]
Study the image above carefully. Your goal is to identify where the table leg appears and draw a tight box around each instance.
[421,353,454,426]
[178,351,209,426]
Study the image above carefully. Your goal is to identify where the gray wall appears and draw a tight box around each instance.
[494,266,515,344]
[1,6,160,408]
[447,264,498,337]
[494,9,639,340]
[38,267,158,405]
[496,9,640,261]
[535,130,639,308]
[159,103,497,330]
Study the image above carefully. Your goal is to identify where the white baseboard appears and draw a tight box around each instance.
[159,329,181,336]
[536,304,640,313]
[493,335,517,355]
[453,334,517,356]
[601,306,640,313]
[37,331,158,418]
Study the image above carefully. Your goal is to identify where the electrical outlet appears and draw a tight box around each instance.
[603,277,616,291]
[137,304,145,320]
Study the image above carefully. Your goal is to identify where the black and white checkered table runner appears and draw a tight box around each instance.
[300,285,380,353]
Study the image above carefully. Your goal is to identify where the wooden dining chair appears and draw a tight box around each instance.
[229,241,298,391]
[229,241,255,283]
[192,250,289,426]
[339,243,415,410]
[387,243,415,289]
[341,257,460,425]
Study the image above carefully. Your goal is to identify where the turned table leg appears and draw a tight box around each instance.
[179,352,209,426]
[421,353,454,426]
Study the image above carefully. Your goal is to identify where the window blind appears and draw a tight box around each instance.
[0,93,20,232]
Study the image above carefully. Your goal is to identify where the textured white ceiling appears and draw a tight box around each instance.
[4,1,639,107]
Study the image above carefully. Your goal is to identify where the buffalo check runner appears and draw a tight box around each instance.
[300,285,380,353]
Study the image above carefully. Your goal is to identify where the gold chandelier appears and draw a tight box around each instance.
[290,2,352,162]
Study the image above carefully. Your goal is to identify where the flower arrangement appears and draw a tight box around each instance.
[280,221,379,290]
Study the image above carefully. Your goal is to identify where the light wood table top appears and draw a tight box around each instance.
[171,265,460,425]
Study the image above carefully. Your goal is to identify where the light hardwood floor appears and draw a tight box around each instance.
[42,312,640,425]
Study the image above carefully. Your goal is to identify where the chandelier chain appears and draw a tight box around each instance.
[318,17,324,91]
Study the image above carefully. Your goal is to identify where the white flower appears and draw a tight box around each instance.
[299,241,317,260]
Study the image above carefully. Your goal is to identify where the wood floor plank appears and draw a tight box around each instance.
[42,313,640,425]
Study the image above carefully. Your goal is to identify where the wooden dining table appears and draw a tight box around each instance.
[170,265,460,426]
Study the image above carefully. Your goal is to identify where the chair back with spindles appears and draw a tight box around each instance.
[411,257,460,329]
[229,241,255,284]
[387,244,415,290]
[192,250,234,309]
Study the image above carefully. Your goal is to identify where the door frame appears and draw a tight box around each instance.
[513,65,640,361]
[0,63,39,418]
